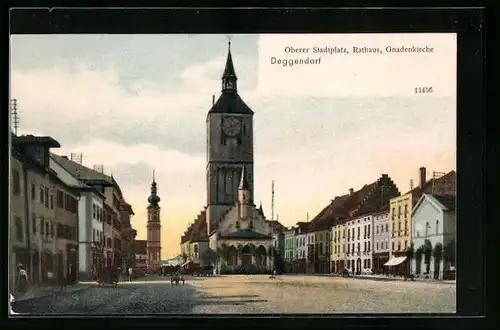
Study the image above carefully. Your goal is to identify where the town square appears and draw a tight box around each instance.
[9,34,456,315]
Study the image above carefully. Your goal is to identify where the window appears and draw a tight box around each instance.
[45,187,49,208]
[425,222,429,237]
[364,241,367,251]
[31,182,36,200]
[436,220,439,234]
[367,224,370,238]
[376,241,379,250]
[398,205,401,218]
[357,243,360,252]
[93,205,96,219]
[40,186,44,204]
[397,241,401,251]
[392,242,395,251]
[363,259,367,268]
[343,229,345,238]
[404,240,407,249]
[347,230,350,241]
[385,224,388,232]
[376,225,379,234]
[57,190,64,208]
[357,227,360,238]
[404,204,408,217]
[40,217,45,235]
[50,195,54,209]
[45,222,49,237]
[12,170,21,195]
[32,214,37,234]
[417,230,420,237]
[50,223,54,238]
[15,216,23,241]
[392,208,395,220]
[367,242,370,252]
[93,229,96,242]
[398,222,401,231]
[367,259,371,269]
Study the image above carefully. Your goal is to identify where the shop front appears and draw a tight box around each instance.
[372,252,390,274]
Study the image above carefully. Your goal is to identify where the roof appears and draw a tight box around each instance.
[407,170,456,203]
[120,198,135,215]
[220,229,272,240]
[222,42,237,80]
[208,92,254,115]
[307,194,350,232]
[433,195,456,211]
[134,240,147,254]
[266,220,286,233]
[50,153,114,184]
[183,209,208,244]
[13,134,61,148]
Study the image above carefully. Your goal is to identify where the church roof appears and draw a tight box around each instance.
[220,229,272,240]
[208,92,254,115]
[222,42,237,80]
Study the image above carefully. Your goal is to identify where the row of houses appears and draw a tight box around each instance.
[9,133,137,288]
[277,167,456,280]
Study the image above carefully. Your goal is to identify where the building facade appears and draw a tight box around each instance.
[411,194,456,280]
[372,207,390,274]
[344,215,373,275]
[10,135,79,287]
[331,222,345,273]
[119,199,135,270]
[283,228,295,262]
[388,167,456,274]
[50,155,106,280]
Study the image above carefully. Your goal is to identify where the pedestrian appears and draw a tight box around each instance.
[17,264,30,293]
[128,267,133,282]
[57,264,66,292]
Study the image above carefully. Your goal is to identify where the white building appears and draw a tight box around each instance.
[345,214,373,275]
[295,228,308,261]
[411,194,456,280]
[372,208,390,274]
[50,155,105,280]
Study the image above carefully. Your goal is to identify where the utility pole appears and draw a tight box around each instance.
[11,98,19,135]
[271,180,275,221]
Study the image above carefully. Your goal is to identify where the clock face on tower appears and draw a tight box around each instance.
[222,116,241,137]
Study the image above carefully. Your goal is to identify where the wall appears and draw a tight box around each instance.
[373,211,389,253]
[10,156,27,288]
[389,194,412,257]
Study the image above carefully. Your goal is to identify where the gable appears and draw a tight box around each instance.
[412,197,443,236]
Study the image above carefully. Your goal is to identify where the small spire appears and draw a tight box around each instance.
[152,169,156,183]
[239,166,249,190]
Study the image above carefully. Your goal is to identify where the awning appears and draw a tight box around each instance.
[384,256,407,266]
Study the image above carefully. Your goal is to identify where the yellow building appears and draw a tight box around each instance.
[388,167,456,262]
[330,222,346,273]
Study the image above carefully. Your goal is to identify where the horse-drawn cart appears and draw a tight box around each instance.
[97,267,121,287]
[170,272,185,286]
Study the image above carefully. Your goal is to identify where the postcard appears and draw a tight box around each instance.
[9,33,456,315]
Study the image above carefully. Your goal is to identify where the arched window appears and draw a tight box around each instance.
[425,221,429,237]
[436,220,439,234]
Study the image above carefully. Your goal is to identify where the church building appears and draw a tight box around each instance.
[182,41,279,273]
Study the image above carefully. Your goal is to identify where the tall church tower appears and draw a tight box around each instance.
[146,170,161,270]
[206,41,255,234]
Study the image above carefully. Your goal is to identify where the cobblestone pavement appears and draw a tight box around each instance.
[10,275,455,315]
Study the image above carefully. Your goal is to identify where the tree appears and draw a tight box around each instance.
[433,243,443,279]
[202,248,217,267]
[405,243,415,275]
[443,239,455,270]
[415,246,424,274]
[423,239,433,274]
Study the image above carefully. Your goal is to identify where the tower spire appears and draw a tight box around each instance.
[148,169,161,208]
[221,38,237,92]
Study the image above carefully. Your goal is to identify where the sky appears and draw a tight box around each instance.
[10,34,456,259]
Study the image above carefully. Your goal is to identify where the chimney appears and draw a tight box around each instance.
[419,167,427,188]
[212,95,215,106]
[349,188,354,195]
